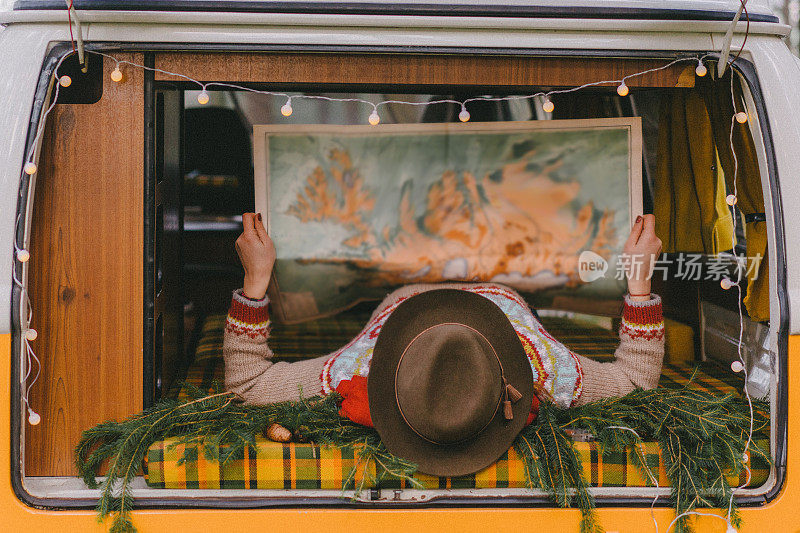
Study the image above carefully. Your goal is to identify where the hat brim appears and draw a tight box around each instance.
[368,289,534,477]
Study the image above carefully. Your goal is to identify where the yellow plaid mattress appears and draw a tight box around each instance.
[145,437,769,490]
[147,312,769,490]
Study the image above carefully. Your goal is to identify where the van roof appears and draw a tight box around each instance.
[11,0,780,23]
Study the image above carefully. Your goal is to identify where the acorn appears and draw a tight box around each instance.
[265,423,292,443]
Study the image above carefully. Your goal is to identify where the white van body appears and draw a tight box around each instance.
[1,1,798,530]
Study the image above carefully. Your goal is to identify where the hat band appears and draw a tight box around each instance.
[393,322,522,447]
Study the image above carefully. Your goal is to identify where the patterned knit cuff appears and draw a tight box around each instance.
[226,289,270,337]
[620,293,664,341]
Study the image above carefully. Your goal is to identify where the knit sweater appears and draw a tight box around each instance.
[223,283,665,411]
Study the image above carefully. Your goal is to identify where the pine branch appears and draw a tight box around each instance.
[76,381,770,533]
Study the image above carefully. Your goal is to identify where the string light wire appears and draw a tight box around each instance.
[13,52,73,425]
[87,50,710,122]
[14,33,760,527]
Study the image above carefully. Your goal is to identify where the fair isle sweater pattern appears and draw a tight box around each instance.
[620,296,665,341]
[320,284,584,409]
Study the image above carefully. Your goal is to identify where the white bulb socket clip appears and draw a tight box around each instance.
[59,75,72,88]
[458,107,470,122]
[111,66,123,82]
[368,109,381,126]
[197,90,210,105]
[616,82,629,97]
[16,249,30,263]
[24,162,37,175]
[726,194,737,206]
[25,329,38,342]
[28,410,40,426]
[280,100,293,117]
[735,111,748,124]
[542,98,554,113]
[695,61,708,77]
[731,360,744,373]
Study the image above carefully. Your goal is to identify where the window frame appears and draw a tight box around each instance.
[11,41,788,511]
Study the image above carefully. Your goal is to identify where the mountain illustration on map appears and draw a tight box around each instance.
[256,120,640,323]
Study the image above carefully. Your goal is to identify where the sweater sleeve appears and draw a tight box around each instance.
[223,289,327,405]
[573,294,665,406]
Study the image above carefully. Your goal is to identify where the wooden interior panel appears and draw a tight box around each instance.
[156,52,694,88]
[26,54,144,476]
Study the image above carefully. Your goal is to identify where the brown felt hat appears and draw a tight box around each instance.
[368,289,534,477]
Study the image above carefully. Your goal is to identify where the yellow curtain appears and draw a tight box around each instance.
[699,72,769,322]
[653,91,735,254]
[654,74,769,322]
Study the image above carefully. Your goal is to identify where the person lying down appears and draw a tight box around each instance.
[223,212,665,475]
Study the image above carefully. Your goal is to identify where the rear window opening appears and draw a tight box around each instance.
[17,51,781,519]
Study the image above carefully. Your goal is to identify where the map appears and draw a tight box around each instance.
[254,119,642,323]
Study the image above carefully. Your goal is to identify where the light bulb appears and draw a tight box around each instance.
[110,66,123,82]
[616,82,629,97]
[735,111,748,124]
[726,194,737,206]
[542,98,554,113]
[16,249,30,263]
[23,162,37,175]
[742,451,749,462]
[24,329,38,342]
[59,75,72,88]
[368,109,380,126]
[695,61,707,77]
[731,360,744,373]
[197,91,210,105]
[28,410,40,426]
[280,100,293,117]
[458,107,470,122]
[720,277,735,290]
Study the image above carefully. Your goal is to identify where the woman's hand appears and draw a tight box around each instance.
[622,214,662,301]
[235,212,276,300]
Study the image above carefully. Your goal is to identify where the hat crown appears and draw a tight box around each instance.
[395,323,502,445]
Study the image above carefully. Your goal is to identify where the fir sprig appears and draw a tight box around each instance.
[76,383,769,533]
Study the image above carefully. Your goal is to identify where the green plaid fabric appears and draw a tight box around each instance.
[150,310,769,490]
[193,305,374,364]
[176,311,620,399]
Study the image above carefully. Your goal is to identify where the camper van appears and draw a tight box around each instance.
[1,0,799,531]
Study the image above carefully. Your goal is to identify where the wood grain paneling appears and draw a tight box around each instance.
[26,54,144,476]
[156,52,693,88]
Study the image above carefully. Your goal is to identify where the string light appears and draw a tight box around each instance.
[695,60,708,77]
[368,108,381,126]
[110,65,123,82]
[731,360,744,373]
[726,194,737,206]
[280,98,293,117]
[15,47,762,521]
[79,50,710,127]
[24,329,38,342]
[58,75,72,88]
